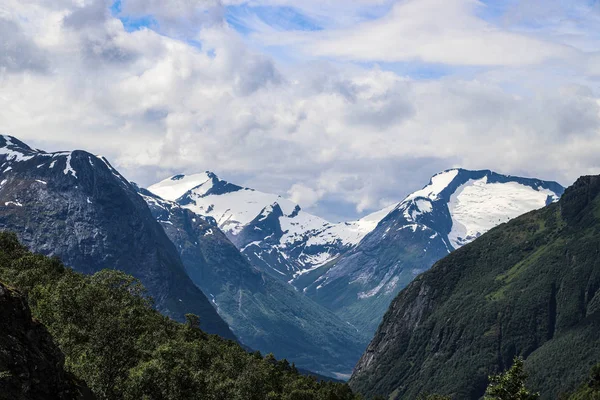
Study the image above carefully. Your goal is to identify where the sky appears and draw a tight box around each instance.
[1,0,600,221]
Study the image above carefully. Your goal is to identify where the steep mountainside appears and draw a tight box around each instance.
[0,281,93,400]
[304,169,564,335]
[350,175,600,400]
[0,136,234,339]
[148,172,392,282]
[140,188,368,378]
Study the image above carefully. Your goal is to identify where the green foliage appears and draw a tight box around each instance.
[0,232,360,400]
[568,364,600,399]
[484,357,539,400]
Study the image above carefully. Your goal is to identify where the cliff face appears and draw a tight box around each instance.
[0,282,93,400]
[350,175,600,399]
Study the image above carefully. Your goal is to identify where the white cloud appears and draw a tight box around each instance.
[0,0,599,221]
[254,0,577,67]
[287,183,324,207]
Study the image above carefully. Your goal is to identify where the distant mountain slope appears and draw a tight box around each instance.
[0,281,93,400]
[139,188,369,378]
[350,175,600,400]
[0,136,234,339]
[148,172,393,282]
[304,169,565,335]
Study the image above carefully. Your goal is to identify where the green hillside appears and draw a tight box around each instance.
[350,175,600,399]
[0,232,360,400]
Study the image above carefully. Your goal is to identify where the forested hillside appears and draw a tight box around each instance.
[0,232,360,400]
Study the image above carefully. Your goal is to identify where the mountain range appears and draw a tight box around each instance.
[302,169,565,334]
[0,134,569,380]
[148,169,565,337]
[349,174,600,399]
[138,186,367,377]
[148,172,392,283]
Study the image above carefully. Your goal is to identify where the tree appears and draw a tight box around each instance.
[485,357,539,400]
[567,363,600,399]
[185,313,200,330]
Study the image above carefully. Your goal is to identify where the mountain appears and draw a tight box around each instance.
[0,135,234,339]
[302,169,565,336]
[0,281,93,400]
[0,231,361,400]
[349,175,600,399]
[148,172,393,283]
[139,187,369,378]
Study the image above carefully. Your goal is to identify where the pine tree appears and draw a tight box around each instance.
[485,357,539,400]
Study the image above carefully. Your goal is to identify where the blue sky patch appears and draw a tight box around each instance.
[226,4,323,35]
[111,0,157,32]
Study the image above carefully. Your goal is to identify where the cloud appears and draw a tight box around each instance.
[118,0,225,37]
[253,0,577,67]
[62,0,111,30]
[287,183,324,207]
[0,0,599,222]
[0,17,49,73]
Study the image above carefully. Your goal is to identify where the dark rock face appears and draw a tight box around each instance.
[349,175,600,400]
[0,282,93,400]
[140,189,369,378]
[0,136,234,340]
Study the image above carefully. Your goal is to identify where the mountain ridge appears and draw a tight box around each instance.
[148,172,393,282]
[302,168,565,336]
[349,174,599,399]
[0,135,235,339]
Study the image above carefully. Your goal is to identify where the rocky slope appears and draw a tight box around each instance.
[0,281,93,400]
[148,172,392,282]
[140,187,368,378]
[304,169,564,335]
[0,136,234,339]
[350,175,600,399]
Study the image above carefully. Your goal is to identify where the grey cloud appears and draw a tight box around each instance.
[81,36,141,65]
[345,84,415,129]
[0,18,48,73]
[235,56,283,95]
[63,0,111,30]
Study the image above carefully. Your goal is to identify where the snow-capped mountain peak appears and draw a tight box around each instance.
[148,172,395,281]
[405,168,460,202]
[394,168,564,249]
[148,172,218,201]
[299,168,565,337]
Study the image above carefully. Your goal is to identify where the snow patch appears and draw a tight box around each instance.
[447,176,557,249]
[407,169,459,201]
[63,153,77,178]
[148,172,214,201]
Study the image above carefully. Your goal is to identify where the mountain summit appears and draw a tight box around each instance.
[0,136,234,339]
[148,172,392,282]
[149,168,564,341]
[302,169,565,335]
